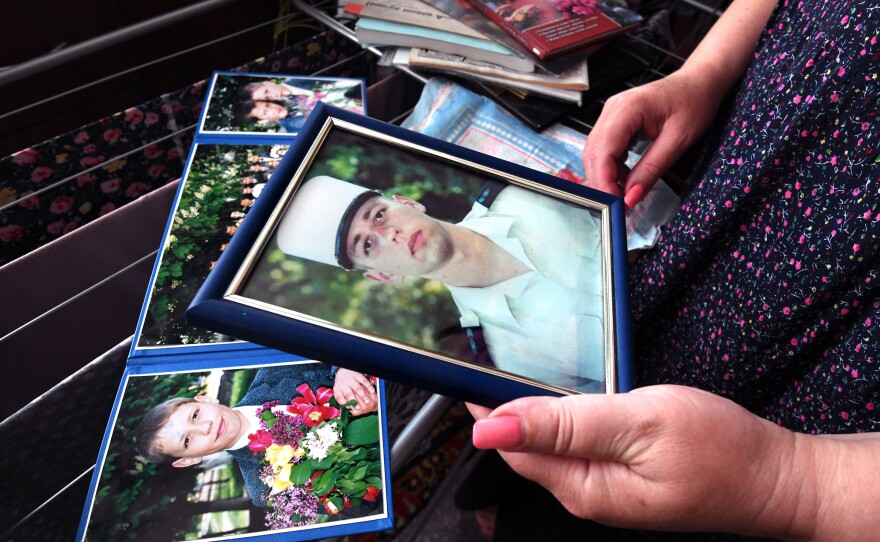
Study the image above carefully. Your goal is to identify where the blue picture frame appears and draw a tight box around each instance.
[188,103,634,406]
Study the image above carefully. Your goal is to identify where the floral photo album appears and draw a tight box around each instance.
[75,72,394,542]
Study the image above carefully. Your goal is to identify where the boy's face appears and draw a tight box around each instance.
[155,396,247,467]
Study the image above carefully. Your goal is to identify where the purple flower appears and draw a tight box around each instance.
[265,485,320,529]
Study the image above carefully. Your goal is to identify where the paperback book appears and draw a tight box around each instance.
[76,72,394,542]
[465,0,643,60]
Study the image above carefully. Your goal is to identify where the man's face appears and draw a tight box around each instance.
[250,81,290,101]
[249,101,288,121]
[155,397,245,466]
[345,195,453,281]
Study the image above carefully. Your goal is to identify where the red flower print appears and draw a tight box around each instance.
[18,192,39,208]
[100,202,116,216]
[63,221,80,234]
[80,156,105,167]
[145,112,160,125]
[101,178,122,194]
[74,131,90,144]
[83,144,96,154]
[247,429,274,455]
[47,221,64,235]
[125,182,148,198]
[287,58,301,69]
[144,145,163,159]
[167,147,182,161]
[103,128,123,143]
[288,384,341,428]
[50,195,74,214]
[77,173,97,186]
[30,166,54,183]
[125,107,144,124]
[12,148,39,165]
[148,163,166,178]
[0,224,25,242]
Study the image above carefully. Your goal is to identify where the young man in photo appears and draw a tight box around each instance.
[276,176,607,392]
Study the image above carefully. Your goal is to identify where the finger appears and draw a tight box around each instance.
[583,98,645,196]
[621,129,688,207]
[473,394,654,462]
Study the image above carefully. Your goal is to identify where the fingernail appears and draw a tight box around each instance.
[473,416,522,449]
[624,185,645,209]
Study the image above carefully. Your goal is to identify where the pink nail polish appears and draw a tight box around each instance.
[624,185,645,209]
[472,416,523,449]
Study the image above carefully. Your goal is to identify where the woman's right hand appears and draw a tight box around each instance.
[582,63,727,204]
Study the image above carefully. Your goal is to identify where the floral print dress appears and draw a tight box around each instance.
[629,0,879,434]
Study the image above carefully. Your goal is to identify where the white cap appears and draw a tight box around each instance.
[275,175,377,269]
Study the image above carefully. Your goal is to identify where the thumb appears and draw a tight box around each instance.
[473,394,651,462]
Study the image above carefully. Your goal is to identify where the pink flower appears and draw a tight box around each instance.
[18,192,39,208]
[167,147,182,161]
[77,173,97,186]
[103,128,123,143]
[247,429,274,455]
[74,131,90,144]
[148,163,166,178]
[853,243,860,252]
[100,178,122,194]
[50,195,74,214]
[144,145,163,159]
[100,202,117,216]
[125,182,148,198]
[30,166,54,183]
[0,224,25,242]
[80,156,105,167]
[46,221,64,235]
[63,221,80,234]
[288,384,341,427]
[12,148,39,165]
[145,112,160,125]
[125,107,144,124]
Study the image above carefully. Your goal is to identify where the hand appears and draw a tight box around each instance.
[582,65,726,204]
[467,385,818,539]
[333,368,378,415]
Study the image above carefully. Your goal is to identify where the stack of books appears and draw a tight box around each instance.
[342,0,643,114]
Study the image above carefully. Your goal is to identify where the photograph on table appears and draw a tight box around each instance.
[76,358,391,541]
[135,142,290,349]
[188,105,633,405]
[199,72,366,135]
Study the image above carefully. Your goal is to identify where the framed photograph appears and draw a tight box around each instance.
[188,104,633,406]
[76,357,392,541]
[198,72,366,136]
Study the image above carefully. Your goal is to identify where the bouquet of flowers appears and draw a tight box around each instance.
[246,382,382,529]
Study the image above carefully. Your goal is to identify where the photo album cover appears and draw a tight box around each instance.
[187,103,634,408]
[76,72,395,542]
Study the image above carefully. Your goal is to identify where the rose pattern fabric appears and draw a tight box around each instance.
[0,30,365,267]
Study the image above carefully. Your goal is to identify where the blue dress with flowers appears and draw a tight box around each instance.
[630,0,880,435]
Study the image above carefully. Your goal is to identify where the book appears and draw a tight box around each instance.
[344,0,487,39]
[420,0,591,75]
[406,47,589,90]
[354,15,536,72]
[464,0,643,60]
[76,72,394,542]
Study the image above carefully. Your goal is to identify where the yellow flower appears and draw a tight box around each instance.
[271,463,293,494]
[265,443,295,469]
[55,153,69,164]
[0,187,17,206]
[103,159,127,173]
[307,42,321,56]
